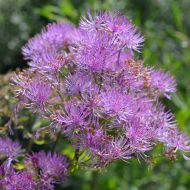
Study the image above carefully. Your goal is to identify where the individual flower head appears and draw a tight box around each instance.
[120,100,165,153]
[158,126,190,160]
[22,23,74,67]
[26,80,51,108]
[0,137,21,160]
[52,100,89,135]
[12,71,52,111]
[80,84,100,124]
[0,169,36,190]
[80,11,106,32]
[70,30,117,71]
[79,11,144,52]
[99,89,133,120]
[75,127,107,166]
[28,151,68,178]
[155,105,190,157]
[174,133,190,156]
[42,52,67,74]
[125,120,153,153]
[64,71,93,96]
[150,70,176,98]
[76,128,131,167]
[108,137,131,161]
[95,137,132,166]
[71,12,143,72]
[27,151,68,189]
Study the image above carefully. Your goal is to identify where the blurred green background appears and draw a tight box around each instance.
[1,0,190,189]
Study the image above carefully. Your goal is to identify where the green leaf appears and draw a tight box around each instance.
[34,139,45,145]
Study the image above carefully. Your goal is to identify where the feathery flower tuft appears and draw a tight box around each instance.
[28,151,68,178]
[0,169,36,190]
[0,137,21,159]
[22,23,74,67]
[11,10,190,172]
[26,151,68,190]
[150,70,176,98]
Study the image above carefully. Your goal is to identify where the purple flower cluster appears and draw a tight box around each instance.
[0,138,68,190]
[22,23,74,72]
[13,11,190,170]
[27,151,68,188]
[0,168,36,190]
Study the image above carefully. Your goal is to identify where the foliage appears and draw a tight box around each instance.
[0,0,57,73]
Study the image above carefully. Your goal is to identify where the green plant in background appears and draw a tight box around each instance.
[0,0,190,190]
[0,0,58,73]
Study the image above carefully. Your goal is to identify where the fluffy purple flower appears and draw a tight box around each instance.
[52,100,89,135]
[26,151,68,189]
[71,30,117,71]
[22,23,74,67]
[0,169,36,190]
[150,70,176,98]
[70,11,143,72]
[80,11,144,51]
[43,53,67,74]
[126,123,152,153]
[75,128,131,166]
[64,71,93,96]
[0,137,21,159]
[13,72,52,111]
[28,151,68,178]
[155,107,190,155]
[108,137,131,161]
[80,11,105,32]
[81,85,100,118]
[26,81,51,107]
[99,89,133,119]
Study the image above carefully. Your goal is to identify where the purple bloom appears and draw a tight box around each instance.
[13,72,52,111]
[0,137,21,159]
[76,128,131,166]
[80,11,105,32]
[79,11,144,51]
[150,70,176,98]
[126,123,152,153]
[64,71,93,96]
[43,53,67,74]
[0,169,36,190]
[155,107,190,154]
[108,137,131,161]
[99,89,133,119]
[28,151,68,178]
[71,30,117,71]
[70,11,143,72]
[52,101,89,135]
[27,151,68,189]
[81,85,100,123]
[26,80,51,107]
[22,23,74,68]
